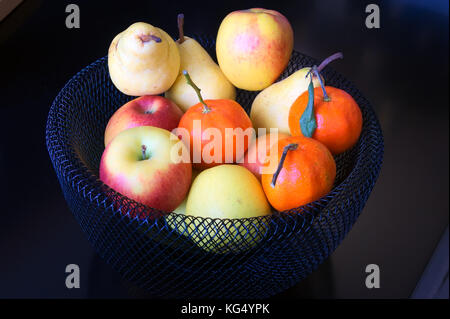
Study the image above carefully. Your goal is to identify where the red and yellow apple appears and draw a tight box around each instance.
[239,132,289,180]
[104,95,183,146]
[216,8,294,91]
[99,126,192,213]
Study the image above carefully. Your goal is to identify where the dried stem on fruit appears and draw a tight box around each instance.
[271,143,299,187]
[178,13,185,44]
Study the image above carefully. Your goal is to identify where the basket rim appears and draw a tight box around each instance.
[45,51,384,227]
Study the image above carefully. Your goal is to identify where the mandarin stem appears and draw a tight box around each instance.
[271,143,299,187]
[312,65,330,102]
[183,70,210,112]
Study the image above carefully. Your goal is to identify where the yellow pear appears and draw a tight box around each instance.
[185,165,272,254]
[165,14,236,112]
[250,67,322,135]
[108,22,180,96]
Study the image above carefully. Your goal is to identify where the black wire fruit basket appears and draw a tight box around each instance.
[46,36,383,298]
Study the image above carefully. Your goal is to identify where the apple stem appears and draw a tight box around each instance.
[317,52,343,73]
[140,34,162,43]
[183,70,211,113]
[178,13,185,44]
[142,145,147,160]
[271,143,298,187]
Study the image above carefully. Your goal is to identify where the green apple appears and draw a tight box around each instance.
[184,165,272,254]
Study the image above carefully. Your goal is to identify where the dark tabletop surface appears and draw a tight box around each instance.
[0,0,448,299]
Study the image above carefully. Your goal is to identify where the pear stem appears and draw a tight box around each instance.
[178,13,185,44]
[141,145,147,160]
[271,143,298,187]
[183,70,210,113]
[317,52,343,73]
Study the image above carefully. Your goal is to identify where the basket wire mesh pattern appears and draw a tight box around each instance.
[46,36,384,298]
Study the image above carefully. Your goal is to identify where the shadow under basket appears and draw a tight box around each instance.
[46,36,384,298]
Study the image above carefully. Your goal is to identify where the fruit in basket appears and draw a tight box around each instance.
[174,169,199,213]
[185,164,271,253]
[239,132,289,180]
[165,14,236,112]
[165,169,200,236]
[108,22,180,96]
[250,67,322,135]
[288,62,362,154]
[177,71,253,170]
[99,126,192,213]
[261,136,336,211]
[173,195,188,215]
[104,95,183,146]
[216,8,293,91]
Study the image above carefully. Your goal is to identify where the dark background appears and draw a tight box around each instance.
[0,0,448,298]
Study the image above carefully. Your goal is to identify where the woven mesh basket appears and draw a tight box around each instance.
[46,36,383,298]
